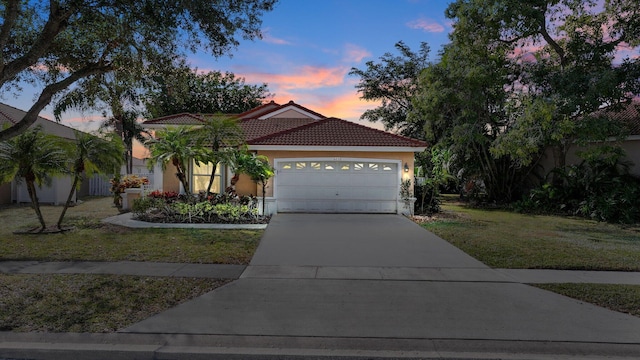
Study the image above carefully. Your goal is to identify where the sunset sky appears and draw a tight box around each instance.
[10,0,454,135]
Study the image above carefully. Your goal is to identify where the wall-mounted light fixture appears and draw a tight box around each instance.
[404,162,409,173]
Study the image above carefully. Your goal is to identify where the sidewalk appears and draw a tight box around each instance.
[3,260,640,284]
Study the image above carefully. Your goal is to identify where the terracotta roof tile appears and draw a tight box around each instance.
[240,117,317,141]
[248,117,427,147]
[237,100,281,119]
[597,100,640,136]
[143,113,207,126]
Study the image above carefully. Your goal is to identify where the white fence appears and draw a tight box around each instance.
[88,173,154,197]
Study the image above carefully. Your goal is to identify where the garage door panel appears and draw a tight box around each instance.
[277,160,399,213]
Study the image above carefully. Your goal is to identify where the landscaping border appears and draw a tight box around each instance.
[102,213,268,230]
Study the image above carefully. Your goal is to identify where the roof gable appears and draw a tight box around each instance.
[248,117,427,148]
[257,101,326,120]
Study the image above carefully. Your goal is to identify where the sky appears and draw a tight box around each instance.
[9,0,454,135]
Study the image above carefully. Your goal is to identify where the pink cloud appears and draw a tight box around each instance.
[406,17,445,33]
[343,44,371,63]
[261,28,291,45]
[242,65,350,91]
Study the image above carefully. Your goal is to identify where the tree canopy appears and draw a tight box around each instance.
[349,41,430,139]
[0,0,277,141]
[145,64,271,118]
[406,0,640,202]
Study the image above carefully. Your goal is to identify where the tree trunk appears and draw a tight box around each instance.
[206,161,218,195]
[56,173,80,229]
[261,181,266,215]
[26,180,46,231]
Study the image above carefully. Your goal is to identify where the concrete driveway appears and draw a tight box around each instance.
[124,213,640,347]
[249,213,486,268]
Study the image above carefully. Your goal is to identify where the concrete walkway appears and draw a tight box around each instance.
[2,213,640,359]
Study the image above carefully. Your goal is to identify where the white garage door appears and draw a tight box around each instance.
[276,160,398,213]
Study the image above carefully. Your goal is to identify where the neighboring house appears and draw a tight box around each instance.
[539,100,640,177]
[143,101,428,215]
[0,103,88,205]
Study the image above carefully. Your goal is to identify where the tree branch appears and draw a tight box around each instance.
[0,1,79,85]
[0,0,20,74]
[0,63,112,141]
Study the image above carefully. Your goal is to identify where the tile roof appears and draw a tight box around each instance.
[0,103,80,139]
[141,101,427,149]
[142,113,207,126]
[597,100,640,136]
[248,117,428,148]
[240,117,317,141]
[236,100,281,119]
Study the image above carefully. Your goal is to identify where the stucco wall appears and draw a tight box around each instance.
[253,150,416,197]
[539,139,640,179]
[162,163,181,193]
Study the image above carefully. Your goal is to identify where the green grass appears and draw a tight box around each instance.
[0,274,228,332]
[0,197,257,332]
[0,197,262,264]
[534,283,640,317]
[420,198,640,270]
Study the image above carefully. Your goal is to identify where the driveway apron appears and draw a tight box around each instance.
[124,214,640,344]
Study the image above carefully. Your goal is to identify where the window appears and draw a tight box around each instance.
[354,163,364,171]
[192,160,222,194]
[281,163,292,170]
[324,162,335,170]
[311,162,321,170]
[296,162,307,170]
[368,163,379,171]
[340,163,350,171]
[383,164,393,171]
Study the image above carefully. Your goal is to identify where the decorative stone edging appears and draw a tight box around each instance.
[101,213,268,230]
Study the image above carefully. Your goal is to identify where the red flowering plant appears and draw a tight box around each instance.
[148,190,179,203]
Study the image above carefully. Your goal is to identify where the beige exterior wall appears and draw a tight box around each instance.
[252,150,416,197]
[162,163,181,193]
[235,173,257,196]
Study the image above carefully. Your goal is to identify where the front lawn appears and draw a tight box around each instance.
[0,274,228,332]
[0,197,262,264]
[0,197,260,332]
[419,197,640,271]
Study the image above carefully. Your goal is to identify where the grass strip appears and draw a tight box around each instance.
[0,274,229,332]
[419,199,640,270]
[534,283,640,318]
[0,197,262,264]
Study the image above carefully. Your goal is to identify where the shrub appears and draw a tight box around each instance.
[517,147,640,224]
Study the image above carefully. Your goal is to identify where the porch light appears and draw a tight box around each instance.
[404,163,409,173]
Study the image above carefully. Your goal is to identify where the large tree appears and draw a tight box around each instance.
[445,0,640,168]
[145,63,271,118]
[349,41,430,139]
[0,0,277,141]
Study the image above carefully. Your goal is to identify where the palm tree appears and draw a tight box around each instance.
[145,126,207,195]
[194,115,245,195]
[56,131,124,229]
[101,110,148,174]
[0,126,68,232]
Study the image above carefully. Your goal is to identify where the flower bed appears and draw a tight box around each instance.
[131,191,269,224]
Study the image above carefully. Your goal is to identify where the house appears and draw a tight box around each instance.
[143,101,428,215]
[539,100,640,177]
[0,103,89,205]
